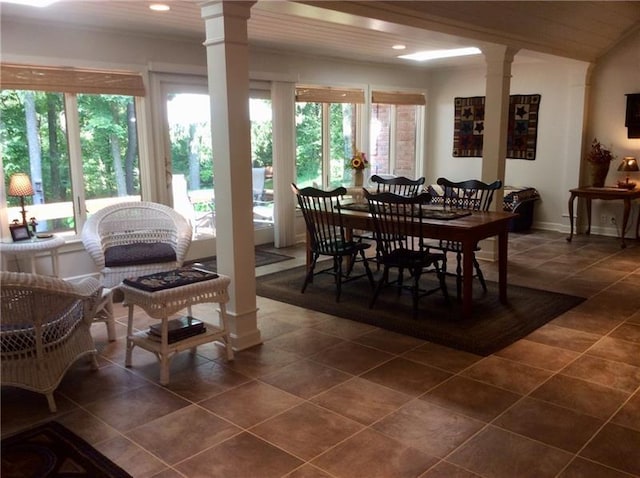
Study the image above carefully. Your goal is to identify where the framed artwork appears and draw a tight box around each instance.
[10,224,31,242]
[452,94,542,160]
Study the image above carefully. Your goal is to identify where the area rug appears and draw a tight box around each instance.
[256,265,584,356]
[189,247,294,271]
[453,94,541,160]
[1,421,131,477]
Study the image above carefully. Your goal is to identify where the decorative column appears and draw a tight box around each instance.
[271,81,297,248]
[200,0,261,350]
[480,44,518,261]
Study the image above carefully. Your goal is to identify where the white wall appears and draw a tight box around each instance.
[427,55,592,232]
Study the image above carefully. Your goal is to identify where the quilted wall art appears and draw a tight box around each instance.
[452,94,541,160]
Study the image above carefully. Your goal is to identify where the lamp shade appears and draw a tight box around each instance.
[617,156,639,172]
[8,173,34,197]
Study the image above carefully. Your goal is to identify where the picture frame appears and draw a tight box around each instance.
[625,93,640,138]
[10,224,31,242]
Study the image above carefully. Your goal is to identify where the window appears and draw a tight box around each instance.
[295,86,364,189]
[370,90,425,178]
[1,64,144,236]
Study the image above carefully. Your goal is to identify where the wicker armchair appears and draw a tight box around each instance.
[81,201,193,289]
[1,271,103,412]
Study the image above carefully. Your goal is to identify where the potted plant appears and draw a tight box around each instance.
[585,138,615,187]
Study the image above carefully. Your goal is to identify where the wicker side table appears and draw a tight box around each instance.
[120,273,234,385]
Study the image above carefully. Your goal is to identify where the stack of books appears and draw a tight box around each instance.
[147,316,206,344]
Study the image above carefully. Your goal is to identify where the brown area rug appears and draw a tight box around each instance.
[1,421,131,477]
[256,265,585,356]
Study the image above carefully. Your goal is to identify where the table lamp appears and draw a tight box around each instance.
[617,156,639,189]
[8,172,34,226]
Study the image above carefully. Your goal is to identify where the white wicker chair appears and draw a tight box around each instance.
[1,271,103,412]
[82,202,192,289]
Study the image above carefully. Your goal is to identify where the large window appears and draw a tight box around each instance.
[295,86,363,189]
[369,90,425,179]
[1,64,144,236]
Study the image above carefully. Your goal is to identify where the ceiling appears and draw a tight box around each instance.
[1,1,639,68]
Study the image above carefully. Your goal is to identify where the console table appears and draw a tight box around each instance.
[567,187,640,248]
[121,271,234,385]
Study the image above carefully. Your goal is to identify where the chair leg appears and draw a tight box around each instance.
[335,257,343,302]
[411,267,421,318]
[436,262,450,303]
[473,255,488,292]
[302,254,319,293]
[360,250,376,290]
[369,266,389,308]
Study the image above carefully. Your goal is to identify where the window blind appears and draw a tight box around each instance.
[0,64,146,97]
[372,91,426,106]
[295,86,364,104]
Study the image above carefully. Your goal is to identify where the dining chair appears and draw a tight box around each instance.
[364,190,449,318]
[291,183,375,302]
[370,174,426,197]
[431,177,503,300]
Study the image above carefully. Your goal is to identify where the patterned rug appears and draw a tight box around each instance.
[1,421,131,477]
[256,265,584,356]
[453,94,541,160]
[189,247,294,271]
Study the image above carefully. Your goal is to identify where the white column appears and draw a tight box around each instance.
[271,81,297,247]
[200,0,261,350]
[480,44,517,261]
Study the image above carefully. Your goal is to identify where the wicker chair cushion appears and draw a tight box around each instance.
[104,242,176,267]
[1,301,83,354]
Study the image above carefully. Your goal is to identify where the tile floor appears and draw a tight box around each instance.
[2,230,640,478]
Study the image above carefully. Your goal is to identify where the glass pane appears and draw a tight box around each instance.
[395,104,417,178]
[1,90,73,234]
[328,103,355,188]
[370,103,392,175]
[78,94,141,219]
[167,93,214,239]
[250,98,274,227]
[295,102,322,188]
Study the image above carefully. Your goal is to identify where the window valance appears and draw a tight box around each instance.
[372,91,425,106]
[296,86,364,104]
[0,64,146,97]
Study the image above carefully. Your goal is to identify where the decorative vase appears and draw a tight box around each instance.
[589,162,610,187]
[353,169,364,187]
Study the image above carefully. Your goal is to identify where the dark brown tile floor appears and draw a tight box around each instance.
[2,230,640,477]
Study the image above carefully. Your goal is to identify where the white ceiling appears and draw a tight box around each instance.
[1,1,639,68]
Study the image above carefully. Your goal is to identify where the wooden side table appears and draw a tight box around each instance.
[120,272,234,385]
[0,235,65,276]
[567,187,640,248]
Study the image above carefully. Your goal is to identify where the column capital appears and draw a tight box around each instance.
[199,1,255,21]
[481,44,519,64]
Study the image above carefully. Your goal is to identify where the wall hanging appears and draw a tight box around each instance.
[452,94,541,160]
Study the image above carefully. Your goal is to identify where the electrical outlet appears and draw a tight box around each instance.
[600,214,608,224]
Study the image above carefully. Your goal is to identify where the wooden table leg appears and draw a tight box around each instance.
[621,198,631,248]
[567,192,576,242]
[461,240,474,319]
[585,198,592,235]
[498,229,508,304]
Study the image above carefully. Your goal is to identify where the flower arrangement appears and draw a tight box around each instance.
[348,150,369,170]
[585,138,615,164]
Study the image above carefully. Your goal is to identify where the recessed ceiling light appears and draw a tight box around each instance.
[149,3,170,12]
[1,0,59,7]
[392,44,406,51]
[399,47,482,62]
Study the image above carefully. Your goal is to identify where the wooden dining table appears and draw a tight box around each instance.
[305,204,517,319]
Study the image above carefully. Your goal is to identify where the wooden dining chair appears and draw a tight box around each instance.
[431,177,503,299]
[291,184,375,302]
[370,174,425,197]
[364,190,449,318]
